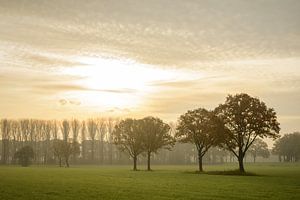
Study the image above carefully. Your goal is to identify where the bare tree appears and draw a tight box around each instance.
[51,120,59,140]
[10,120,19,164]
[43,121,52,164]
[61,120,70,143]
[87,119,97,162]
[97,118,107,165]
[71,119,81,163]
[1,119,11,164]
[107,118,117,165]
[81,121,87,161]
[20,120,30,146]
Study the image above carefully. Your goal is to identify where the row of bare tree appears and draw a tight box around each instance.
[0,118,119,166]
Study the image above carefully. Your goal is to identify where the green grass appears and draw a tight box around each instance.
[0,163,299,200]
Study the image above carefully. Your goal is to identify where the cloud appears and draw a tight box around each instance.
[59,99,68,105]
[35,84,87,92]
[106,107,131,113]
[33,83,137,94]
[23,53,82,67]
[59,99,81,106]
[1,0,299,67]
[69,100,81,105]
[148,76,224,88]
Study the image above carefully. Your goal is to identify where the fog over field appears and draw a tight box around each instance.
[0,0,300,135]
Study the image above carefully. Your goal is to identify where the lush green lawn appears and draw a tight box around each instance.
[0,163,299,200]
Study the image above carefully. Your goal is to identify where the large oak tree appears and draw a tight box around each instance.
[140,117,175,171]
[113,119,144,170]
[176,108,224,172]
[215,93,280,172]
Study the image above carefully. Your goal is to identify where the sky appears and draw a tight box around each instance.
[0,0,300,136]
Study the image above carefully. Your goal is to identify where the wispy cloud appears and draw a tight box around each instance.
[32,83,137,94]
[59,99,81,106]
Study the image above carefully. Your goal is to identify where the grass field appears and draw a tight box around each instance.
[0,163,299,200]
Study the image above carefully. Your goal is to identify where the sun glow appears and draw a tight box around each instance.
[62,56,198,111]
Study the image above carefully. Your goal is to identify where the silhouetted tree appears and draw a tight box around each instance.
[176,108,224,172]
[43,121,52,164]
[87,119,97,162]
[61,120,70,143]
[20,120,30,146]
[14,146,34,167]
[107,118,117,164]
[140,117,175,171]
[71,119,81,163]
[81,121,87,161]
[215,93,280,172]
[113,119,144,170]
[97,118,106,165]
[1,119,10,164]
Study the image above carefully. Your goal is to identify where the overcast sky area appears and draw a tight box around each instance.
[0,0,300,136]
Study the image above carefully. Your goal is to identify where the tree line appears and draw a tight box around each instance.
[1,93,283,172]
[0,118,120,167]
[272,132,300,162]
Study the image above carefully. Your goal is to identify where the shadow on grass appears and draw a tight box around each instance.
[206,170,259,176]
[185,170,260,176]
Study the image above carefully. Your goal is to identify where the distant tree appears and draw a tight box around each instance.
[215,93,280,172]
[53,140,64,167]
[71,119,81,163]
[113,119,144,170]
[272,132,300,162]
[14,146,34,167]
[248,139,270,163]
[107,118,117,165]
[42,121,52,164]
[61,120,70,143]
[10,120,19,164]
[53,140,80,167]
[176,108,224,172]
[1,119,11,164]
[140,117,175,171]
[97,118,107,165]
[71,119,81,144]
[81,121,87,161]
[20,119,30,145]
[51,120,59,140]
[87,119,97,162]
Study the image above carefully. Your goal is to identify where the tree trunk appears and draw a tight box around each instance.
[91,140,94,163]
[238,156,245,173]
[198,151,203,172]
[133,155,137,171]
[253,155,256,163]
[109,143,113,165]
[100,140,104,165]
[147,151,151,171]
[82,142,85,161]
[65,157,69,168]
[59,157,62,167]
